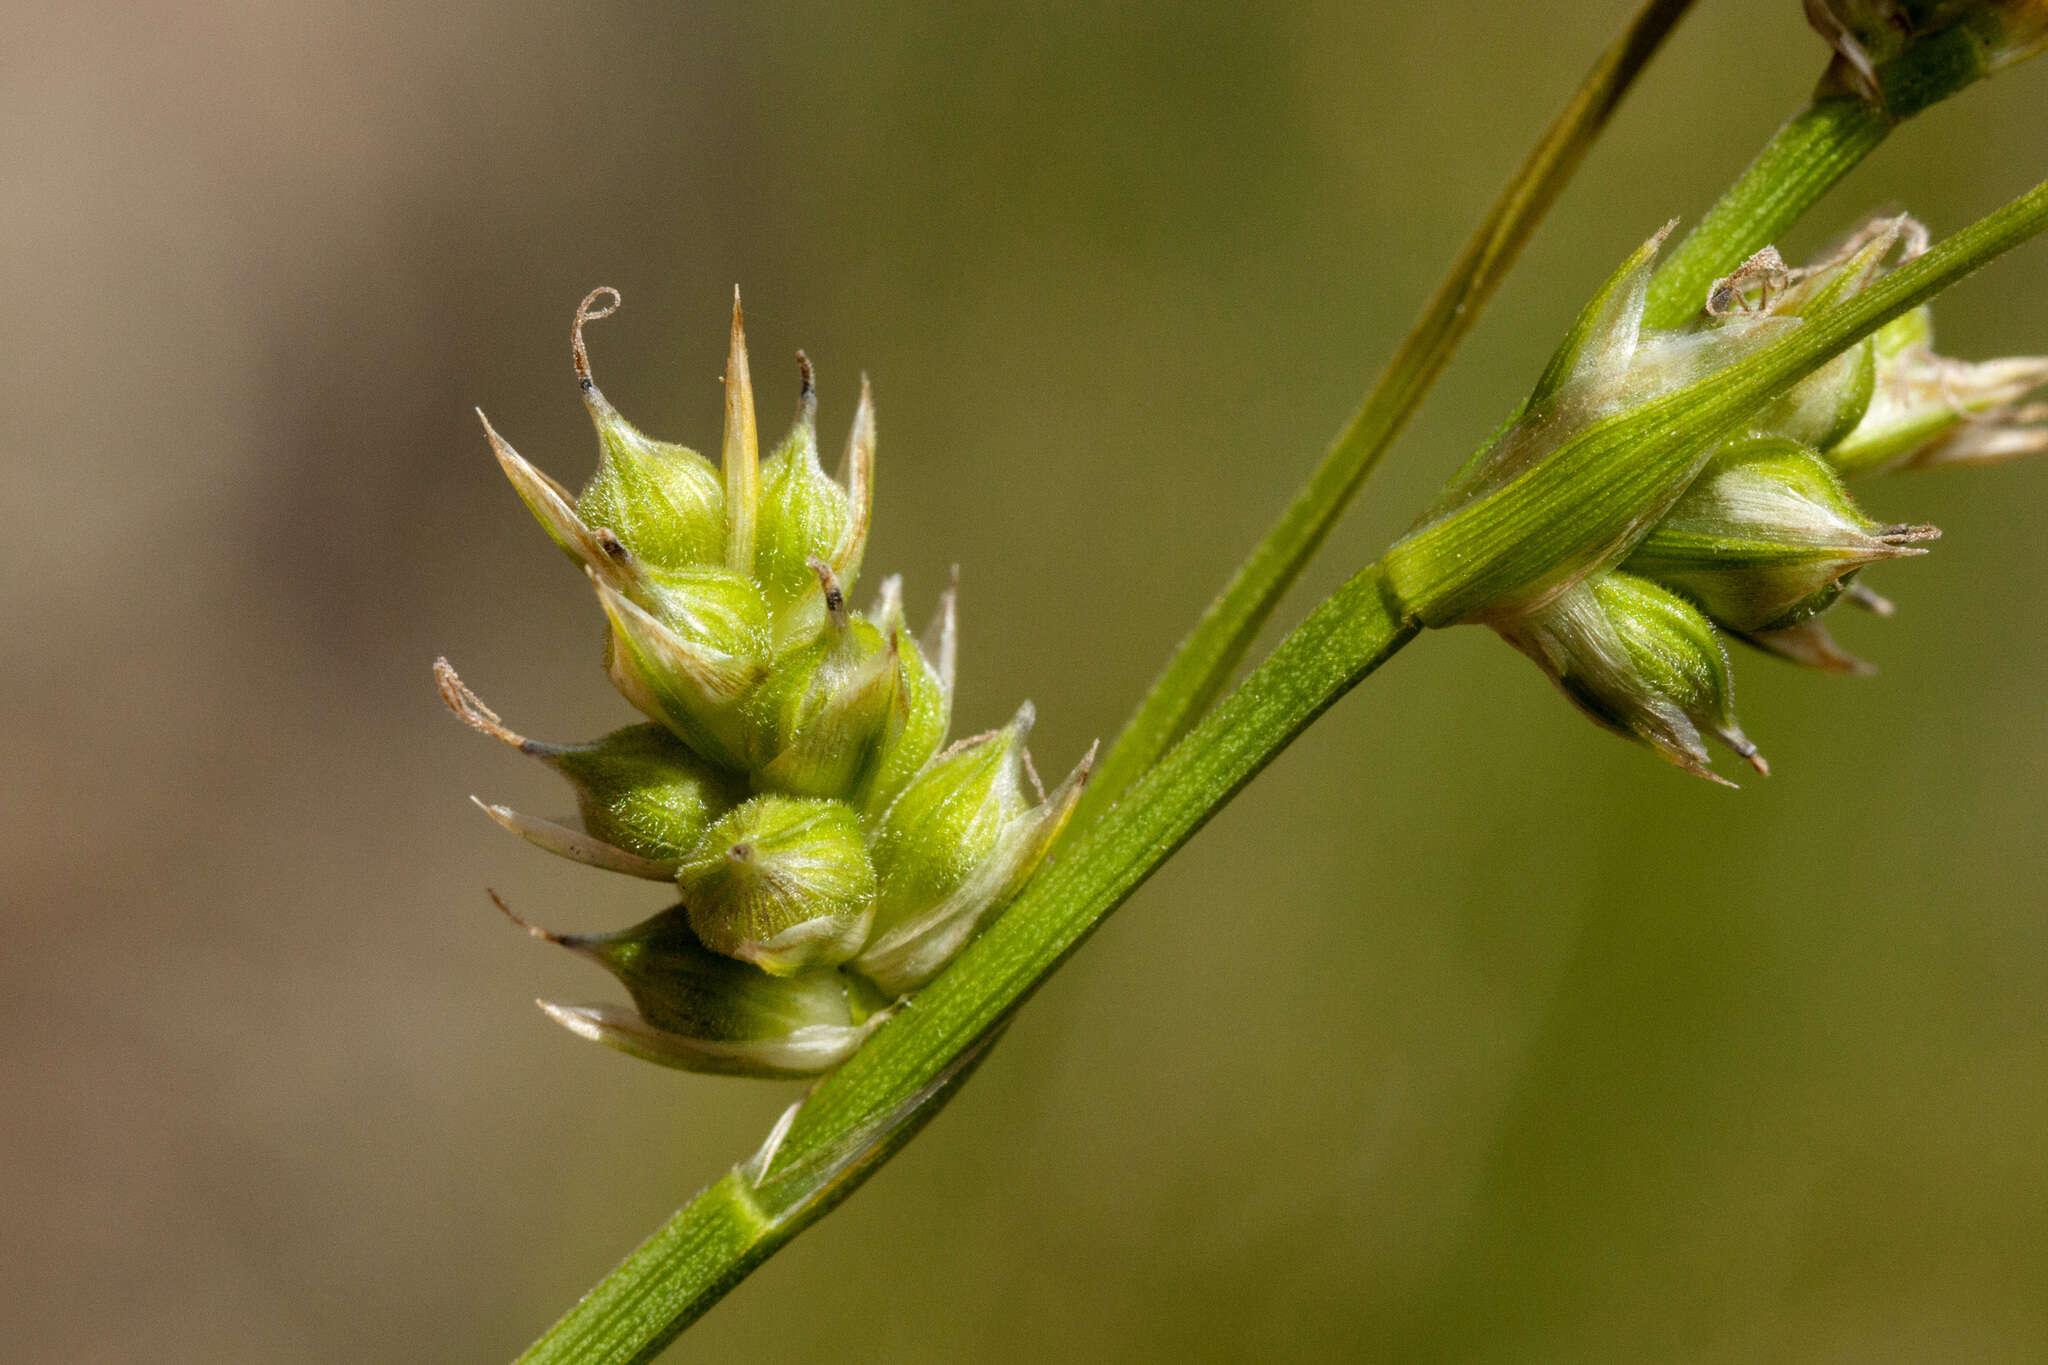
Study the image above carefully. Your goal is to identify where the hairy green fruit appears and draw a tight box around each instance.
[678,796,877,976]
[1498,571,1762,784]
[857,705,1090,996]
[501,900,889,1078]
[1625,436,1936,633]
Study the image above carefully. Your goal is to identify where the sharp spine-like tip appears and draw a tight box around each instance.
[536,1000,606,1042]
[475,406,508,450]
[829,375,876,575]
[1676,749,1739,787]
[723,288,760,574]
[471,796,681,880]
[925,575,959,702]
[1031,740,1097,839]
[1070,740,1100,787]
[475,408,609,570]
[869,573,904,629]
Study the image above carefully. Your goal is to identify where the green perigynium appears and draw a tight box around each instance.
[1622,435,1938,633]
[856,705,1090,996]
[1497,570,1762,782]
[500,899,892,1079]
[1388,208,2048,781]
[676,795,876,976]
[440,290,1092,1077]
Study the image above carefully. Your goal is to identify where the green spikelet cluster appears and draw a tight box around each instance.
[1391,212,2048,783]
[438,290,1093,1077]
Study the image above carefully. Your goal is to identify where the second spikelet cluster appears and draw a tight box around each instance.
[1388,214,2048,782]
[438,290,1092,1077]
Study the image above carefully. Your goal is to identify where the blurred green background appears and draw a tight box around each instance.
[8,2,2048,1360]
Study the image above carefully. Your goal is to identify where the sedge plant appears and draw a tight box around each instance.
[436,3,2048,1359]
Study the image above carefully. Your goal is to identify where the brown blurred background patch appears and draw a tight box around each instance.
[6,2,2048,1360]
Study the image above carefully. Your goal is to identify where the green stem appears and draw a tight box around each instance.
[516,1176,770,1365]
[1075,0,1697,821]
[1643,95,1892,328]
